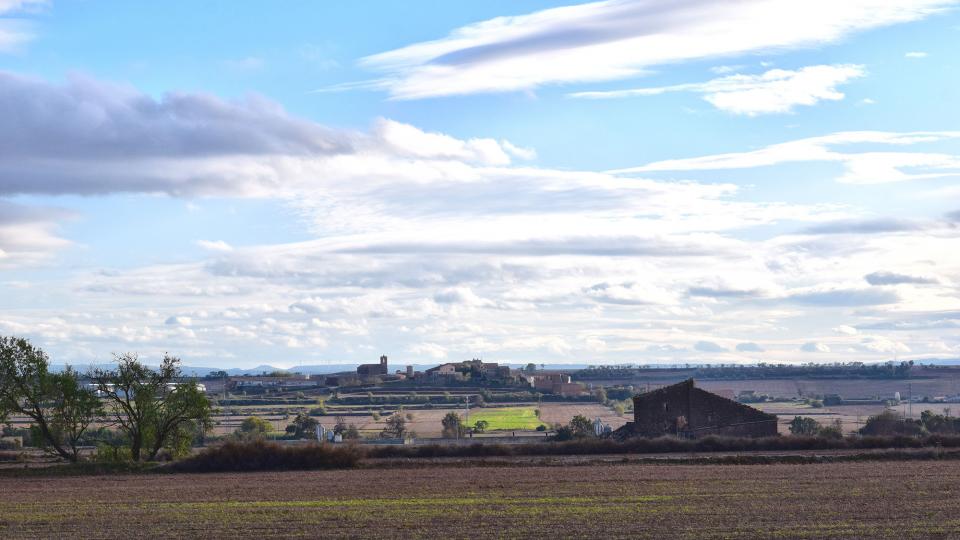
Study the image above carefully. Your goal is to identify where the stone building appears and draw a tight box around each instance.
[525,373,586,396]
[357,355,389,377]
[612,379,777,439]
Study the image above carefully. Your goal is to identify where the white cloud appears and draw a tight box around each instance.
[374,118,514,165]
[858,335,911,354]
[0,200,71,268]
[833,325,859,335]
[801,341,831,353]
[409,342,448,359]
[571,65,865,116]
[356,0,954,99]
[614,130,960,184]
[905,51,929,58]
[195,240,234,253]
[2,73,959,365]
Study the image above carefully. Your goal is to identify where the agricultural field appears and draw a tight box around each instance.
[754,402,960,435]
[209,403,625,438]
[465,406,545,431]
[3,460,960,538]
[538,403,629,430]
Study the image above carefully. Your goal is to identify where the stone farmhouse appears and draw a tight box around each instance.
[612,379,777,439]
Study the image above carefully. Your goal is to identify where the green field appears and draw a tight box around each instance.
[466,407,546,431]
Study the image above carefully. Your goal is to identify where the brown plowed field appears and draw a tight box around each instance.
[3,460,960,538]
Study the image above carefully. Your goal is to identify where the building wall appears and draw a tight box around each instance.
[629,380,776,438]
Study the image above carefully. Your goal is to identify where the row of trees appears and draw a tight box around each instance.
[0,336,211,462]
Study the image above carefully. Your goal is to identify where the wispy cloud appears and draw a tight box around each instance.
[613,130,960,184]
[224,56,265,71]
[570,65,865,115]
[354,0,956,99]
[0,0,47,53]
[864,271,939,285]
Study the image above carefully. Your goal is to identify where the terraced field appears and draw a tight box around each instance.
[3,460,960,538]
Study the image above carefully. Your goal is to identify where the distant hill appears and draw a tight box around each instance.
[48,359,960,377]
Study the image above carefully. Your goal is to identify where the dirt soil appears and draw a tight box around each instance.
[3,460,960,538]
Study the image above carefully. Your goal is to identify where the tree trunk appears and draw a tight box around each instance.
[130,435,142,462]
[34,418,75,462]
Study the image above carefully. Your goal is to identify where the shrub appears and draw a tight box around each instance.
[168,439,361,473]
[237,416,272,437]
[789,416,821,436]
[95,443,132,463]
[363,434,960,460]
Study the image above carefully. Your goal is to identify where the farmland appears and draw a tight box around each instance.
[199,403,627,439]
[465,406,546,431]
[3,460,960,538]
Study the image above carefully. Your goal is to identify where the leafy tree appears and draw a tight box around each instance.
[342,424,360,440]
[569,414,594,437]
[920,410,960,433]
[380,412,407,439]
[553,425,574,441]
[612,402,626,417]
[92,353,211,461]
[291,411,318,439]
[473,419,489,433]
[788,416,821,436]
[860,410,923,436]
[0,337,102,462]
[441,412,465,438]
[818,418,844,439]
[239,416,272,436]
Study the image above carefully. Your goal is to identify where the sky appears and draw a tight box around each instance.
[0,0,959,368]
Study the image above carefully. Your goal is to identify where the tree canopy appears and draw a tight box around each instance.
[0,336,102,462]
[92,353,210,461]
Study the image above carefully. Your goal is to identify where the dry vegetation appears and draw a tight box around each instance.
[2,461,960,538]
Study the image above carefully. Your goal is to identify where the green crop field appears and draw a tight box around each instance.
[466,407,546,431]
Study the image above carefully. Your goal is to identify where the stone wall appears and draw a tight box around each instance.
[626,379,777,438]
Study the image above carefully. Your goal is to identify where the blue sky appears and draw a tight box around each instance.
[1,0,959,367]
